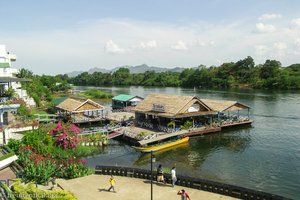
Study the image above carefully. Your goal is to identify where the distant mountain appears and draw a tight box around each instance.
[67,70,84,77]
[112,64,180,73]
[88,67,110,74]
[66,64,188,77]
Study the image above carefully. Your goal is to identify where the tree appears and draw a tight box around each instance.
[260,59,281,79]
[16,68,33,78]
[112,68,131,85]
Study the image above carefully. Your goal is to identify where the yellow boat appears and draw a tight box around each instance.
[132,137,189,153]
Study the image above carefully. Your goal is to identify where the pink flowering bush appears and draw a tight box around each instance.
[18,144,92,184]
[49,122,80,149]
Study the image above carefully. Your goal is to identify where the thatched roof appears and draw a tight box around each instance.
[56,98,104,112]
[200,99,250,112]
[133,93,212,118]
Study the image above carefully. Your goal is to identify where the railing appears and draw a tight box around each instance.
[95,165,289,200]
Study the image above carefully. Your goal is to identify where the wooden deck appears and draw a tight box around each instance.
[108,131,124,139]
[137,130,186,146]
[221,120,253,128]
[183,126,221,137]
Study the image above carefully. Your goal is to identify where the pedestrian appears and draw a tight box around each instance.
[156,164,166,184]
[171,166,177,187]
[108,175,116,192]
[177,189,190,200]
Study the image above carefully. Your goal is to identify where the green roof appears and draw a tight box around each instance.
[52,96,68,106]
[0,63,10,68]
[112,94,135,102]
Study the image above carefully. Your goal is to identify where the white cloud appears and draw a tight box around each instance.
[4,17,300,74]
[259,13,282,21]
[256,23,276,33]
[104,40,126,54]
[274,42,287,50]
[254,45,269,57]
[196,40,215,47]
[295,38,300,46]
[291,18,300,27]
[139,40,157,49]
[172,40,188,50]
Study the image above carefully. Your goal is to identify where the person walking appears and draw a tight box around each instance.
[171,166,177,187]
[108,175,116,192]
[177,189,190,200]
[156,164,166,184]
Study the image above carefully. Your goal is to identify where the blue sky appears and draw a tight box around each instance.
[1,0,300,75]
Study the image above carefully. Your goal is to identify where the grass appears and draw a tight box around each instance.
[78,89,113,99]
[30,107,48,115]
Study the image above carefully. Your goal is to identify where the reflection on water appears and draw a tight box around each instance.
[81,86,300,199]
[134,143,190,166]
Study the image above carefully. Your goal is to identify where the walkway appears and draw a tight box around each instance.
[56,174,237,200]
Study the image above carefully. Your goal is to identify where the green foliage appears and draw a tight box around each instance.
[0,182,16,200]
[79,89,113,99]
[167,121,175,128]
[180,120,192,130]
[19,57,300,90]
[11,179,77,200]
[16,68,33,79]
[17,104,32,118]
[18,145,57,184]
[14,124,97,185]
[4,87,16,98]
[7,139,22,154]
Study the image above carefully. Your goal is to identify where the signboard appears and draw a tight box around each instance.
[152,103,165,112]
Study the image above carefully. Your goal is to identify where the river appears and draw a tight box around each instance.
[76,86,300,199]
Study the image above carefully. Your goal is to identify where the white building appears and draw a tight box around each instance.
[0,45,35,128]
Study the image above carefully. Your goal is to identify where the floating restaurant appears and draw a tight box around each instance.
[55,98,105,123]
[133,93,251,132]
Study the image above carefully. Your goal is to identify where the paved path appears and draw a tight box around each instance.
[0,167,16,180]
[56,175,238,200]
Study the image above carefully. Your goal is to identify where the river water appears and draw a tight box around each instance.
[77,86,300,199]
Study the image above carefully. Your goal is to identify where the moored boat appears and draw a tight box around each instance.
[132,137,189,153]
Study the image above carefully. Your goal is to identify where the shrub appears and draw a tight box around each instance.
[50,122,80,149]
[11,179,77,200]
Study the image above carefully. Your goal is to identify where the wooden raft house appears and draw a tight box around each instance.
[55,98,105,124]
[132,93,252,138]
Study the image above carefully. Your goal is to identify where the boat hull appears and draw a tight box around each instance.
[133,137,189,153]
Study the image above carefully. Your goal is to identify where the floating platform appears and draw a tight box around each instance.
[183,126,221,137]
[137,130,186,146]
[108,130,124,139]
[133,137,189,153]
[221,120,253,128]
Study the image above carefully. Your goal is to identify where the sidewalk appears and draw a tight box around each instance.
[56,174,238,200]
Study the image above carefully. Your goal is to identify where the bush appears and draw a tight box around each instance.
[11,179,77,200]
[79,89,113,99]
[8,139,22,154]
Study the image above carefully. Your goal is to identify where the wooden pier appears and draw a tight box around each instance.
[183,126,221,137]
[108,130,124,139]
[137,130,186,146]
[221,120,253,128]
[122,120,253,147]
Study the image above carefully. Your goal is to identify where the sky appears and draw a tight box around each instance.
[1,0,300,75]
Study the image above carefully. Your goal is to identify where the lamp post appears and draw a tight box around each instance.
[150,150,156,200]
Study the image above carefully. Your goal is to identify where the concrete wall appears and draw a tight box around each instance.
[0,126,37,145]
[0,155,18,170]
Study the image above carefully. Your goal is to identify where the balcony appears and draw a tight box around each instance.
[8,54,16,62]
[0,96,9,103]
